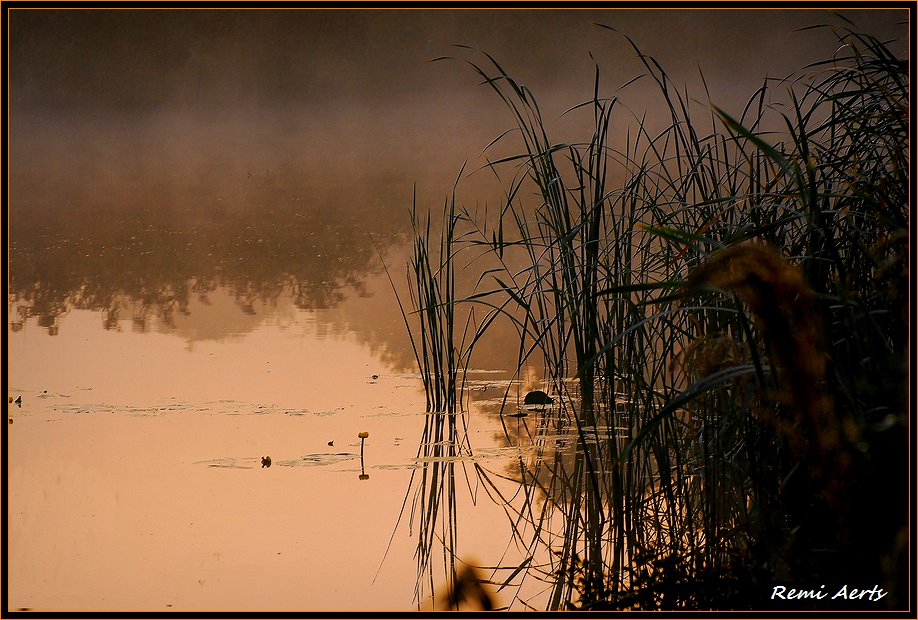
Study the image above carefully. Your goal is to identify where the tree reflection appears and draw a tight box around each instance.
[8,185,408,336]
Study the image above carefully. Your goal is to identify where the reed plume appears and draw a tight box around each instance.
[685,242,855,497]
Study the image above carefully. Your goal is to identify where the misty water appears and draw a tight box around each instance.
[6,8,907,612]
[6,86,554,610]
[7,176,554,610]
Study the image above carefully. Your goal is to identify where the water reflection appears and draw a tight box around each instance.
[8,183,408,338]
[7,306,531,610]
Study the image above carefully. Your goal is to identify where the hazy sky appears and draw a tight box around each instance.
[9,9,907,113]
[8,8,908,216]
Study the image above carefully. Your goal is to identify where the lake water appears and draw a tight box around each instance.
[7,8,907,612]
[6,267,553,611]
[7,177,569,611]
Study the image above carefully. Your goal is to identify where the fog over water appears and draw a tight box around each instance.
[9,10,906,318]
[11,9,906,218]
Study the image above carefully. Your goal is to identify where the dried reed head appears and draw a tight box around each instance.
[439,564,496,611]
[685,243,856,489]
[680,332,747,383]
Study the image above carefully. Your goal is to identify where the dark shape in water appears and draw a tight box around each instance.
[15,396,22,407]
[261,455,272,468]
[441,564,495,610]
[523,390,552,405]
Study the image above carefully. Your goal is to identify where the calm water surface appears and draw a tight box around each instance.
[7,191,553,610]
[7,273,548,611]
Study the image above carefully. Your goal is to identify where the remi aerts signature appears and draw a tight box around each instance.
[771,584,888,602]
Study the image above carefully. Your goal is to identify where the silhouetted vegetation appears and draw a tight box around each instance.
[402,23,908,610]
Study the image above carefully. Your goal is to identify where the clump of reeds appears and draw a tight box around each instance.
[399,21,907,611]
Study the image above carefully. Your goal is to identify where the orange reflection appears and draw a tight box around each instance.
[7,298,539,610]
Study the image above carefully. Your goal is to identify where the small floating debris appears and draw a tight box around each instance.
[312,409,340,417]
[275,453,357,467]
[15,396,22,407]
[328,440,334,446]
[261,456,272,468]
[523,390,553,406]
[195,457,256,469]
[370,374,379,380]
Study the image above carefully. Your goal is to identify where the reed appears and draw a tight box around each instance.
[377,180,485,608]
[400,23,907,610]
